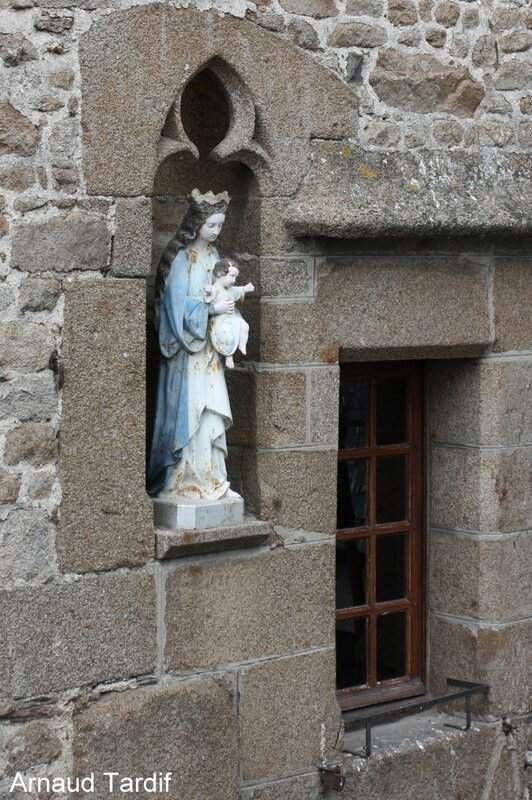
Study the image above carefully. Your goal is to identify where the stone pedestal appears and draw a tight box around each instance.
[153,495,244,531]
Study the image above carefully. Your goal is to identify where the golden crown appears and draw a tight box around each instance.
[188,189,230,215]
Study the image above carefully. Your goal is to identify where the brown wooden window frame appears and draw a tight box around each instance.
[336,361,425,711]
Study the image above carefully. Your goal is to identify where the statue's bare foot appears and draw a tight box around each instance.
[238,344,247,355]
[224,487,241,498]
[226,355,235,368]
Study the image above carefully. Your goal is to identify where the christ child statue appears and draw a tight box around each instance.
[204,259,254,368]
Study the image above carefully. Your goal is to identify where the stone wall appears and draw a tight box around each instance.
[1,0,531,798]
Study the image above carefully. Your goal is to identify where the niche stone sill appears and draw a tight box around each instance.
[155,516,272,559]
[336,711,506,799]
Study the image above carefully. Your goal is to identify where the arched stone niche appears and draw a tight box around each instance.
[76,5,358,527]
[79,5,358,199]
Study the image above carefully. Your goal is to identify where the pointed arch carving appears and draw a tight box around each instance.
[79,5,357,197]
[156,57,269,182]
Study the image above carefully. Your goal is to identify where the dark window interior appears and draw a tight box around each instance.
[336,362,424,710]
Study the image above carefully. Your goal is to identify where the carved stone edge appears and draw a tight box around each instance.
[155,518,273,560]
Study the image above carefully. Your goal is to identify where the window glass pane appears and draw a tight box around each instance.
[376,534,407,602]
[376,377,407,445]
[337,460,368,529]
[336,539,368,609]
[339,379,368,449]
[376,456,407,523]
[377,612,407,681]
[336,617,367,689]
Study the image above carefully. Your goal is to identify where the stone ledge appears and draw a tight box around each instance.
[289,143,532,239]
[155,518,273,559]
[336,712,517,799]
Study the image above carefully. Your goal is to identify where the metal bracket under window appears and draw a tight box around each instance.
[341,678,489,760]
[318,765,346,792]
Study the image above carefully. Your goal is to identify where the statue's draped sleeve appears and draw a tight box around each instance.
[147,249,210,495]
[158,249,209,357]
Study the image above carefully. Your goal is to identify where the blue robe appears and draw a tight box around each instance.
[148,246,231,497]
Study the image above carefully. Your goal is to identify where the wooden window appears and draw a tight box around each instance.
[336,362,424,710]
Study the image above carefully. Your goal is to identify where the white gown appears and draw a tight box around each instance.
[159,246,232,500]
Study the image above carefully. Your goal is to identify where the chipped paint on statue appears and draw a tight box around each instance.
[204,259,254,369]
[148,189,241,500]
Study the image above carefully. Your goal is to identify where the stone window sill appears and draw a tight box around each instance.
[341,710,492,761]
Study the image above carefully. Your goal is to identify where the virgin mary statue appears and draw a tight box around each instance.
[148,189,239,500]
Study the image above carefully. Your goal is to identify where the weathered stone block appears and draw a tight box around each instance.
[0,286,13,315]
[73,679,238,800]
[34,10,74,32]
[0,572,156,699]
[430,445,531,533]
[239,650,341,781]
[472,33,496,67]
[255,449,337,532]
[432,119,463,146]
[434,0,459,26]
[470,120,515,147]
[111,197,152,277]
[429,616,532,715]
[288,17,320,48]
[58,279,153,572]
[0,468,20,504]
[0,322,54,373]
[500,32,531,53]
[494,61,532,91]
[493,258,532,352]
[370,50,484,115]
[4,422,57,466]
[49,118,78,165]
[279,0,337,17]
[398,27,422,47]
[11,211,110,274]
[341,716,501,800]
[0,164,36,192]
[258,257,490,364]
[429,358,532,446]
[4,721,62,774]
[429,531,532,621]
[227,368,309,447]
[388,0,418,26]
[0,32,38,67]
[0,509,56,587]
[49,68,75,89]
[346,0,383,15]
[290,141,532,247]
[27,468,55,500]
[309,366,339,445]
[156,518,271,559]
[0,372,57,423]
[519,121,532,148]
[79,6,356,195]
[0,102,40,157]
[328,22,387,47]
[19,276,61,312]
[491,7,519,31]
[362,120,401,147]
[260,257,314,297]
[240,773,320,800]
[256,371,307,447]
[165,541,334,670]
[304,8,330,42]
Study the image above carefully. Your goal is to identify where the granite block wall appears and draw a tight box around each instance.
[0,0,531,798]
